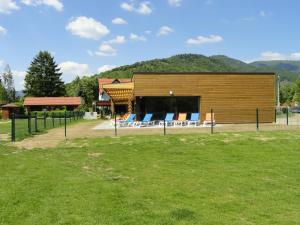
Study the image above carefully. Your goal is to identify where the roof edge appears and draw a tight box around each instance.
[133,72,276,75]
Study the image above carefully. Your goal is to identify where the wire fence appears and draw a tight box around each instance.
[1,107,300,142]
[102,107,300,136]
[7,111,85,142]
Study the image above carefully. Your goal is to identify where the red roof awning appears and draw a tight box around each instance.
[24,97,81,106]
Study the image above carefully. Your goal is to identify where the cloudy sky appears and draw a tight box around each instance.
[1,0,300,90]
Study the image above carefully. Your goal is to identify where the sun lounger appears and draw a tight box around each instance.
[175,113,188,126]
[203,113,216,126]
[135,113,154,127]
[159,113,175,126]
[188,113,200,126]
[119,114,136,127]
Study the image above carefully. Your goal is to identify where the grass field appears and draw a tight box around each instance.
[0,131,299,224]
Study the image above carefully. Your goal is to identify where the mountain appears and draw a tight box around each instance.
[97,54,300,81]
[251,60,300,73]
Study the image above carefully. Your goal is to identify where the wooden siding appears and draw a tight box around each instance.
[133,73,276,123]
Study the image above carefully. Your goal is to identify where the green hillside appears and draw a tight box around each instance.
[97,54,299,81]
[251,60,300,73]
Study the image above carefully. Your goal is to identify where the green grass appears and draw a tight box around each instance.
[0,131,299,224]
[0,117,83,141]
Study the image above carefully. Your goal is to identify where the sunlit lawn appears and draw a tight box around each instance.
[0,131,299,224]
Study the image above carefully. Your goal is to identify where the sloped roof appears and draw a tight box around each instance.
[24,97,81,106]
[98,78,132,94]
[0,103,19,108]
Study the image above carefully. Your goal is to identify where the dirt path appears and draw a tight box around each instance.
[13,120,103,149]
[12,118,300,150]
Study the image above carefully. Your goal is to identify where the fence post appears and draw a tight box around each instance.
[43,112,46,129]
[28,112,32,134]
[114,113,117,136]
[163,112,166,135]
[11,113,15,142]
[64,111,67,138]
[256,108,259,131]
[52,112,54,127]
[274,108,277,124]
[35,112,38,132]
[211,108,214,134]
[286,107,289,125]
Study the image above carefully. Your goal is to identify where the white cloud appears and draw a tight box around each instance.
[145,30,152,34]
[137,2,152,14]
[86,50,94,56]
[0,0,19,14]
[112,17,127,25]
[187,34,223,45]
[130,33,147,41]
[121,1,152,15]
[260,10,271,17]
[157,26,174,36]
[168,0,182,7]
[59,61,90,79]
[0,25,7,35]
[290,53,300,60]
[12,70,26,78]
[21,0,63,11]
[105,35,126,45]
[259,51,286,61]
[66,17,109,40]
[95,44,117,57]
[97,65,117,73]
[0,60,4,68]
[120,2,134,11]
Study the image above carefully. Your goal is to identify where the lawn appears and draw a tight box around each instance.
[0,131,299,224]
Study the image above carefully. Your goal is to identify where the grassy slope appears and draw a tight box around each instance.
[0,132,299,224]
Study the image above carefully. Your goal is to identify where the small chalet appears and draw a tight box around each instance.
[0,103,19,120]
[24,97,81,111]
[98,78,132,114]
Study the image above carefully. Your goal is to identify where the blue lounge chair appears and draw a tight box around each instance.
[136,113,154,127]
[188,113,200,126]
[120,114,136,127]
[159,113,175,126]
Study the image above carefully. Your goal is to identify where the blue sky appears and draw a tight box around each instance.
[0,0,300,90]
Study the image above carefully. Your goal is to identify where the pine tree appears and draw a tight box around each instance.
[0,78,8,104]
[2,64,15,102]
[24,51,65,97]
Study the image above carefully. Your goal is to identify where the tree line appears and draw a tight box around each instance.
[0,51,98,110]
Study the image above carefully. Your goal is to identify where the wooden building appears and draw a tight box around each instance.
[98,78,132,114]
[133,72,276,123]
[0,103,19,120]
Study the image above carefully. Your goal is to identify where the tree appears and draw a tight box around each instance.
[1,64,15,102]
[280,81,295,105]
[24,51,65,97]
[0,78,7,104]
[293,76,300,104]
[66,76,98,110]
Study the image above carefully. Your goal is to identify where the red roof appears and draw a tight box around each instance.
[24,97,81,106]
[98,78,132,94]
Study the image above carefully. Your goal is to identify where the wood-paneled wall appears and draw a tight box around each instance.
[133,73,276,123]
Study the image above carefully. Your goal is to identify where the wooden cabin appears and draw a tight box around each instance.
[133,72,276,123]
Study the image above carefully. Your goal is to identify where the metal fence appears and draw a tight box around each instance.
[106,107,300,136]
[8,111,85,142]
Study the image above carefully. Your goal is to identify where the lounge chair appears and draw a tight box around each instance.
[203,113,216,126]
[159,113,175,126]
[135,113,154,127]
[188,113,200,126]
[119,114,136,127]
[175,113,188,126]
